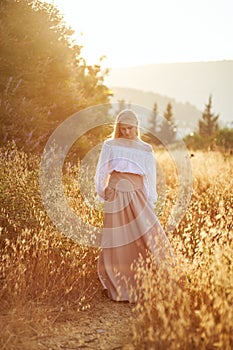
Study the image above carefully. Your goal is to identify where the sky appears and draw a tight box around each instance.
[48,0,233,68]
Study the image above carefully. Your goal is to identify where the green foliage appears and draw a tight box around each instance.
[0,0,111,154]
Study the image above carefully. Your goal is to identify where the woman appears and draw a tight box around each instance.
[95,109,173,302]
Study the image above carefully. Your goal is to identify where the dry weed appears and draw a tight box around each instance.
[0,144,232,349]
[131,150,233,350]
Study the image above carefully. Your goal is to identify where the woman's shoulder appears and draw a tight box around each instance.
[104,138,153,153]
[103,139,113,146]
[136,139,153,152]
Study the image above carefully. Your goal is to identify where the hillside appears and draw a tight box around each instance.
[106,60,233,126]
[110,87,202,137]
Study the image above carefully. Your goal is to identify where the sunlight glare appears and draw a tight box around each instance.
[47,0,233,68]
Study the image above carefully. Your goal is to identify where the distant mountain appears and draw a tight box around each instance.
[106,61,233,126]
[110,87,202,136]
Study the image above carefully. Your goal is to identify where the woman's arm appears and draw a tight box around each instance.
[94,142,111,201]
[147,149,158,206]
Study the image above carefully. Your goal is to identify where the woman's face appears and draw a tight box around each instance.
[119,123,137,140]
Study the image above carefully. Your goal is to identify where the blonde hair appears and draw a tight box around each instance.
[112,109,140,139]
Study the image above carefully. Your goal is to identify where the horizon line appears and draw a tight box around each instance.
[106,58,233,70]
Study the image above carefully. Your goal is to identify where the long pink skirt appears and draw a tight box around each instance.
[97,171,174,302]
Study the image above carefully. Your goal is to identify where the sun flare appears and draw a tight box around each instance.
[45,0,233,68]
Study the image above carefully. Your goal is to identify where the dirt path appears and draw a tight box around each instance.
[38,291,136,350]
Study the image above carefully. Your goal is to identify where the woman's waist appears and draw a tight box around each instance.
[108,162,145,176]
[108,171,144,191]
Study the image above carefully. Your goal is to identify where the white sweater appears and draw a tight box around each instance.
[94,138,158,206]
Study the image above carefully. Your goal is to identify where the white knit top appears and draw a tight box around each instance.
[94,138,158,206]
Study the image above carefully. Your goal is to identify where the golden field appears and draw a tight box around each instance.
[0,143,232,350]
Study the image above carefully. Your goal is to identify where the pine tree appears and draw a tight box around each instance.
[148,102,158,136]
[159,102,176,143]
[115,99,131,115]
[199,95,219,137]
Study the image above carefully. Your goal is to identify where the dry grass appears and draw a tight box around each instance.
[0,142,100,349]
[0,143,232,349]
[132,150,233,350]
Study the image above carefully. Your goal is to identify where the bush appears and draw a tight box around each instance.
[184,128,233,152]
[0,142,100,308]
[216,128,233,151]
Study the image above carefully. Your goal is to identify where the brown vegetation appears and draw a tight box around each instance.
[0,144,232,349]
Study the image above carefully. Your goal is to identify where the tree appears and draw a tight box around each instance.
[115,99,131,116]
[0,0,111,153]
[159,102,176,143]
[148,102,158,135]
[199,95,219,137]
[144,102,160,145]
